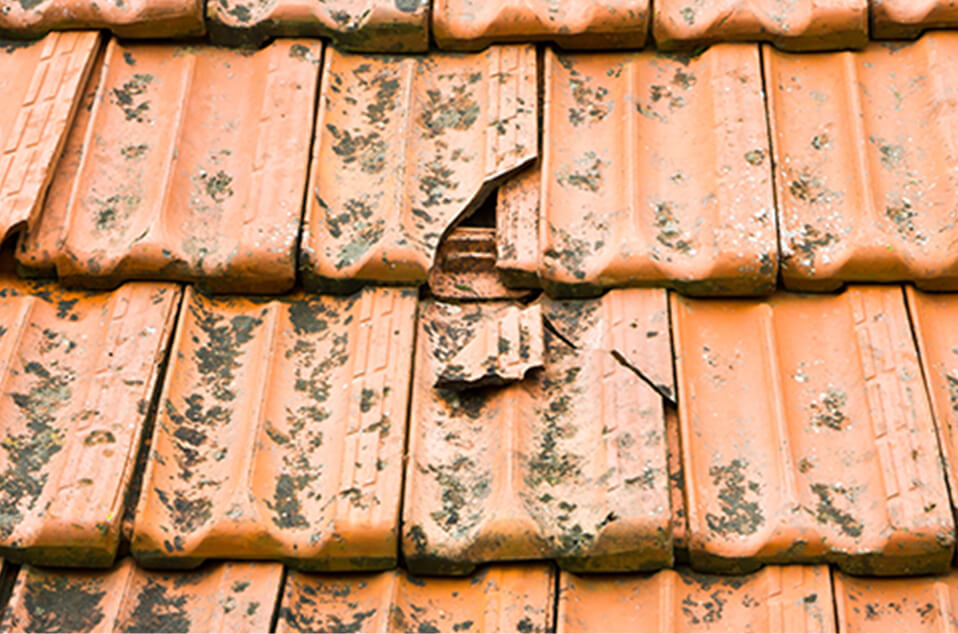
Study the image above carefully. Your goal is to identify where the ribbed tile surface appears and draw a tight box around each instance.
[834,568,958,632]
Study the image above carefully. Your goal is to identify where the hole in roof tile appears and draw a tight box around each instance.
[458,190,496,228]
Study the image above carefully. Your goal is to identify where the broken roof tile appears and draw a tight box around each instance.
[766,35,958,291]
[672,287,955,575]
[207,0,429,52]
[496,164,540,289]
[279,564,555,633]
[132,286,417,569]
[537,45,777,298]
[558,565,835,632]
[300,45,537,293]
[403,290,673,574]
[834,568,958,632]
[1,558,282,632]
[653,0,867,51]
[433,0,650,50]
[0,1,204,39]
[0,32,102,243]
[427,227,534,301]
[666,405,687,555]
[871,0,958,39]
[50,38,321,294]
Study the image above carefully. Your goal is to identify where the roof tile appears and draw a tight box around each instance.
[403,290,673,574]
[0,276,180,567]
[672,287,955,574]
[278,564,555,633]
[301,45,537,292]
[496,163,540,288]
[871,0,958,39]
[132,286,417,569]
[666,405,687,555]
[427,227,534,301]
[0,1,204,39]
[833,568,958,632]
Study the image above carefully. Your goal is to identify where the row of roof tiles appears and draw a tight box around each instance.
[5,0,958,51]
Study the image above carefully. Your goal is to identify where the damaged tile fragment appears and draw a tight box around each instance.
[496,164,540,288]
[834,568,958,632]
[871,0,958,39]
[427,227,534,301]
[132,286,417,570]
[0,0,204,39]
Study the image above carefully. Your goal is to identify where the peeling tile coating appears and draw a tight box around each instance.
[207,0,429,52]
[539,46,777,298]
[558,565,835,632]
[496,164,540,288]
[279,564,555,633]
[433,0,650,50]
[0,276,180,568]
[54,38,321,294]
[132,286,417,570]
[834,568,958,632]
[872,0,958,38]
[653,0,867,51]
[1,558,282,633]
[0,32,101,243]
[0,1,204,39]
[672,287,955,575]
[301,45,537,293]
[427,227,533,301]
[404,290,673,574]
[766,35,958,291]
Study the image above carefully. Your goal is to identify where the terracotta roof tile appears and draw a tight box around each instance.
[496,163,540,289]
[653,0,868,51]
[49,38,321,294]
[132,286,417,569]
[433,0,650,50]
[1,558,282,632]
[0,32,102,243]
[206,0,429,52]
[666,405,687,555]
[871,0,958,39]
[766,35,958,291]
[301,45,537,293]
[833,568,958,632]
[427,227,534,301]
[403,290,673,574]
[0,1,204,39]
[278,564,555,633]
[536,45,777,297]
[672,287,955,575]
[558,565,836,632]
[0,276,180,567]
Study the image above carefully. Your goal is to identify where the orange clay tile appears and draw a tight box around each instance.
[0,1,203,39]
[871,0,958,39]
[666,405,687,554]
[558,565,835,632]
[766,35,958,291]
[0,32,101,243]
[427,227,534,301]
[132,286,417,569]
[403,289,673,574]
[48,38,321,294]
[1,558,282,632]
[0,277,179,568]
[279,564,555,633]
[538,46,776,298]
[496,164,540,288]
[433,0,649,50]
[206,0,428,52]
[834,568,958,632]
[301,45,537,293]
[653,0,867,51]
[424,300,543,390]
[672,286,955,575]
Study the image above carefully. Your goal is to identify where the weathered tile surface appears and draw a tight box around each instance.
[496,164,540,288]
[537,46,776,297]
[301,45,537,293]
[403,290,673,574]
[51,39,321,294]
[766,35,958,291]
[1,558,282,632]
[0,32,101,243]
[654,0,867,51]
[433,0,650,50]
[666,405,687,554]
[0,0,204,39]
[279,564,555,633]
[872,0,958,38]
[834,568,958,632]
[132,286,417,569]
[427,227,533,301]
[207,0,429,51]
[558,565,835,632]
[673,287,954,574]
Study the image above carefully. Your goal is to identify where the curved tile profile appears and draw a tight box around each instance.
[0,0,204,39]
[0,32,101,243]
[766,35,958,291]
[537,45,776,297]
[51,38,321,294]
[558,565,835,632]
[0,558,282,633]
[0,277,180,567]
[279,564,555,633]
[653,0,867,51]
[872,0,958,39]
[206,0,429,52]
[834,568,958,632]
[672,287,955,575]
[403,290,673,574]
[433,0,649,50]
[132,287,417,570]
[301,45,537,293]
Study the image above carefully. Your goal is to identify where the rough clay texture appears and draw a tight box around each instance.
[0,0,204,39]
